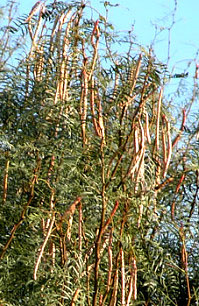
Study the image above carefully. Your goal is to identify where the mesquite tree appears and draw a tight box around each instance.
[0,1,199,305]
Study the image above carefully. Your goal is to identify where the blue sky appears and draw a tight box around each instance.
[2,0,199,79]
[94,0,199,76]
[2,0,198,72]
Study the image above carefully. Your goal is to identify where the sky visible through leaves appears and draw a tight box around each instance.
[5,0,198,73]
[2,0,199,111]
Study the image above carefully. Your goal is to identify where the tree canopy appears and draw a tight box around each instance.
[0,1,199,305]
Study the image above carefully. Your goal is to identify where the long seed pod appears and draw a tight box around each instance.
[163,115,172,178]
[60,11,76,101]
[61,197,82,222]
[107,229,113,292]
[3,157,9,204]
[155,88,163,151]
[89,20,100,81]
[32,5,45,50]
[128,127,139,179]
[130,120,145,185]
[110,269,119,306]
[90,77,104,138]
[45,191,55,231]
[123,54,142,112]
[49,242,55,272]
[132,257,137,300]
[120,248,126,306]
[179,226,191,302]
[67,214,73,241]
[78,201,83,253]
[90,77,100,135]
[171,173,185,221]
[135,119,145,187]
[126,256,137,305]
[97,94,105,141]
[34,212,55,280]
[144,109,151,144]
[71,288,80,306]
[25,1,43,23]
[101,201,119,236]
[162,123,167,165]
[80,40,88,146]
[129,54,142,98]
[155,177,174,191]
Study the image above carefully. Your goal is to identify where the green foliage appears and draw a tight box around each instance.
[0,1,199,305]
